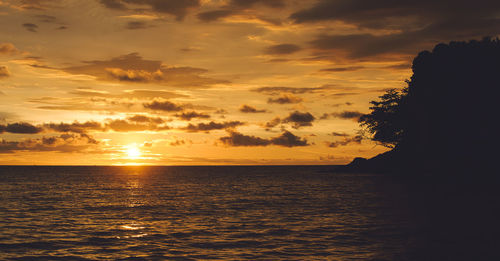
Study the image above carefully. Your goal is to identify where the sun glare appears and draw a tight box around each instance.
[126,144,141,159]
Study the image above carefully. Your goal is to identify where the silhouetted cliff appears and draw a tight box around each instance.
[344,38,500,176]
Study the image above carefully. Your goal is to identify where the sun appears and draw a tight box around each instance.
[125,144,141,159]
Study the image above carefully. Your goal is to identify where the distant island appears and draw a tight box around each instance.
[340,37,500,176]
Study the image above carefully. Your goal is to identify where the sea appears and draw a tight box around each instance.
[0,165,495,260]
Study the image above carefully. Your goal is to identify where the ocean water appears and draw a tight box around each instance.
[0,166,420,260]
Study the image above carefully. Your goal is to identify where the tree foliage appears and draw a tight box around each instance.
[359,86,408,148]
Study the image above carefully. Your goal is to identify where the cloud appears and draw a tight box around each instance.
[264,44,302,55]
[0,43,20,55]
[99,0,201,21]
[297,1,500,60]
[70,88,188,99]
[0,133,98,154]
[230,0,285,8]
[325,135,363,148]
[13,0,58,10]
[0,122,42,134]
[127,115,165,124]
[144,100,183,112]
[125,21,152,30]
[219,131,271,146]
[105,119,169,132]
[35,14,57,23]
[169,139,185,146]
[175,111,210,121]
[270,131,309,147]
[332,111,364,120]
[253,86,331,95]
[319,66,365,72]
[43,121,104,133]
[0,66,10,78]
[239,104,267,113]
[283,111,315,128]
[63,53,227,87]
[44,118,170,133]
[197,0,286,22]
[219,130,308,147]
[267,94,303,104]
[22,23,38,32]
[264,116,281,129]
[331,132,350,137]
[291,0,500,29]
[183,121,244,132]
[197,9,235,22]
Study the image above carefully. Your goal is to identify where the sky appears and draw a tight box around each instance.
[0,0,498,165]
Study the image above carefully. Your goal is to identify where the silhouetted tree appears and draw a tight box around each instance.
[359,87,408,148]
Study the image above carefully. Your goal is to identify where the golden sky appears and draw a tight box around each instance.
[1,0,497,165]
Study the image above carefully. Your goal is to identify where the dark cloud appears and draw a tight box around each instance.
[22,23,38,32]
[332,111,364,120]
[239,104,267,113]
[144,100,183,112]
[299,1,500,60]
[219,130,308,147]
[35,15,57,23]
[291,0,500,29]
[230,0,285,8]
[175,111,210,121]
[43,121,104,133]
[63,53,227,87]
[219,131,271,146]
[100,0,126,10]
[1,122,42,134]
[127,115,165,124]
[56,26,67,30]
[264,116,281,129]
[283,111,315,129]
[270,131,309,147]
[125,21,152,30]
[264,44,302,55]
[319,66,365,72]
[320,111,364,120]
[331,132,350,137]
[197,0,285,22]
[253,86,331,95]
[45,118,170,133]
[99,0,201,21]
[0,43,21,55]
[0,133,98,154]
[183,121,244,132]
[1,118,173,135]
[0,66,10,78]
[326,135,363,148]
[267,94,303,104]
[197,10,235,22]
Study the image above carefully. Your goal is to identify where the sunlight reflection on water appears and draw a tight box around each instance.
[0,166,417,260]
